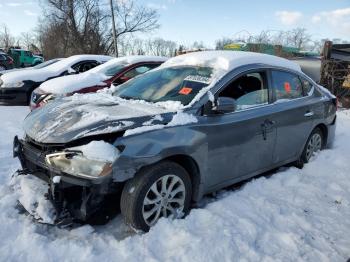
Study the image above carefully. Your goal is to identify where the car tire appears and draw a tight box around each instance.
[120,161,192,232]
[295,127,324,168]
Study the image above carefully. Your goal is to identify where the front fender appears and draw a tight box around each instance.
[111,125,208,183]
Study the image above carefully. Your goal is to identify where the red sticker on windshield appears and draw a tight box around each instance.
[179,87,192,95]
[284,82,291,93]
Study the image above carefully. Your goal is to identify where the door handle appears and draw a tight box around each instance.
[261,119,275,140]
[304,111,314,117]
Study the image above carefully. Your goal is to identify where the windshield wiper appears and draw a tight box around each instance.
[119,95,135,100]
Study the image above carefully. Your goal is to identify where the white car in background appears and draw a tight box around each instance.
[0,55,112,105]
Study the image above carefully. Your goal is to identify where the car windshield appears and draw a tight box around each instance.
[89,60,128,77]
[33,59,60,69]
[113,66,213,105]
[98,63,127,77]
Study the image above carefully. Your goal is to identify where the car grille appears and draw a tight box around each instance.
[21,140,50,171]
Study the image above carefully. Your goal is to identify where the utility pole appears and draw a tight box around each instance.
[109,0,118,57]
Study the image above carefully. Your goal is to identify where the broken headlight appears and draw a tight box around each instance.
[45,151,112,179]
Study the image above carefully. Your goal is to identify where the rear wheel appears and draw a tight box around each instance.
[120,161,192,232]
[296,128,324,167]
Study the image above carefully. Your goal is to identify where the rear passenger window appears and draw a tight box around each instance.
[300,78,314,96]
[272,71,303,101]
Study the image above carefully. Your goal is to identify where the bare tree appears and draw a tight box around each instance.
[285,28,311,49]
[107,0,160,55]
[215,37,234,50]
[146,38,177,57]
[36,0,113,58]
[20,32,36,50]
[117,36,177,57]
[0,24,15,49]
[36,0,159,58]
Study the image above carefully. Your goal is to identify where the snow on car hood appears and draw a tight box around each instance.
[0,68,53,84]
[39,72,108,94]
[23,93,171,144]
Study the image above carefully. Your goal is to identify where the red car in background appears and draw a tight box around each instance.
[30,56,168,110]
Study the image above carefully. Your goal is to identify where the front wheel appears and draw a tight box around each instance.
[120,161,192,232]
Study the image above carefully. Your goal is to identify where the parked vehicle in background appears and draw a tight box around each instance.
[0,52,14,71]
[0,58,62,77]
[30,56,168,110]
[320,41,350,107]
[0,55,112,105]
[291,56,321,83]
[8,49,44,67]
[14,51,336,231]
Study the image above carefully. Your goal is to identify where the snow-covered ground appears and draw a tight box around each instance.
[0,106,350,261]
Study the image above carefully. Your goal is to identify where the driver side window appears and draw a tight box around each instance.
[219,71,268,111]
[72,61,99,73]
[122,65,157,79]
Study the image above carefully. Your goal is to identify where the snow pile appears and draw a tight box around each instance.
[14,175,56,224]
[124,111,198,136]
[72,140,119,162]
[1,106,350,261]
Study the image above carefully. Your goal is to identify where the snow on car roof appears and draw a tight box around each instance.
[0,54,112,83]
[45,54,112,72]
[89,55,168,74]
[161,50,301,74]
[39,55,168,94]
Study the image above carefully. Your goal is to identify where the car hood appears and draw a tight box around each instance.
[23,94,171,144]
[0,67,58,84]
[39,72,109,94]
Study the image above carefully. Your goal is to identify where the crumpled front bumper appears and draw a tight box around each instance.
[13,136,115,225]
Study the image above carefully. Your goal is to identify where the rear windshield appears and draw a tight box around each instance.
[33,59,60,69]
[113,66,213,105]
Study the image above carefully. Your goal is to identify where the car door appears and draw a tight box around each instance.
[267,69,314,164]
[202,70,277,189]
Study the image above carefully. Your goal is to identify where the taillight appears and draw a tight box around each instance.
[332,97,338,111]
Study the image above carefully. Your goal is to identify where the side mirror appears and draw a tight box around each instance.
[67,67,76,74]
[213,97,237,113]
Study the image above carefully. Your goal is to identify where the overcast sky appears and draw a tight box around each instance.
[0,0,349,47]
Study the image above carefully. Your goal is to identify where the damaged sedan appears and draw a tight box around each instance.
[13,51,337,231]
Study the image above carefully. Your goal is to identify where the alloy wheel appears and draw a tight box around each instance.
[306,133,322,161]
[142,174,186,226]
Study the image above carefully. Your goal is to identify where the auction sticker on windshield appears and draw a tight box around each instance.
[179,87,193,95]
[184,75,211,84]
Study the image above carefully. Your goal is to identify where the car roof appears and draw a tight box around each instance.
[88,55,168,73]
[161,50,302,73]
